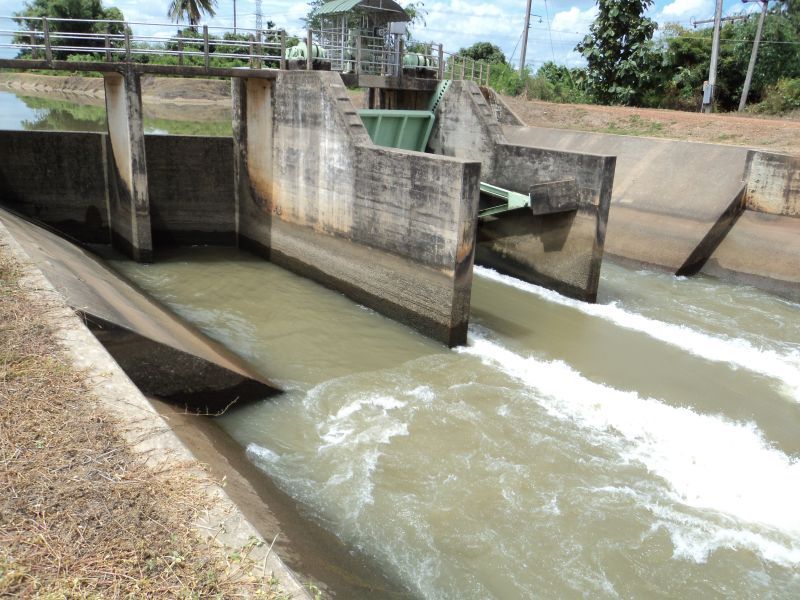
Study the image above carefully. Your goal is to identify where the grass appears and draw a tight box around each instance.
[598,115,665,137]
[0,248,287,598]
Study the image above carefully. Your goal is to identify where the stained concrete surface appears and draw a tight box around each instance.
[501,125,749,271]
[234,72,481,346]
[103,71,152,261]
[429,81,614,302]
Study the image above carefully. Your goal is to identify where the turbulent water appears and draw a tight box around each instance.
[4,81,798,598]
[111,247,800,599]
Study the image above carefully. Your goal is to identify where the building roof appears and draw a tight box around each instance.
[317,0,410,21]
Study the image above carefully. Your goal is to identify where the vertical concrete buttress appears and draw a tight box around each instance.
[103,69,152,262]
[232,77,274,253]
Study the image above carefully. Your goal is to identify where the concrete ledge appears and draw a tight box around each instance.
[241,217,470,346]
[0,58,279,80]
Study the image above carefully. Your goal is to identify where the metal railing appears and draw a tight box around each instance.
[0,16,492,86]
[0,16,287,69]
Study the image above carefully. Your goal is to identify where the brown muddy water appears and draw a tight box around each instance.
[111,247,800,600]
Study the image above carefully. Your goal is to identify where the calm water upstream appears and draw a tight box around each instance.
[0,89,230,135]
[111,248,800,599]
[3,87,799,598]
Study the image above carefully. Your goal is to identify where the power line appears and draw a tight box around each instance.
[542,0,556,63]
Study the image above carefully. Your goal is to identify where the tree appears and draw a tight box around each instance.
[167,0,217,27]
[14,0,124,60]
[458,42,506,64]
[575,0,658,105]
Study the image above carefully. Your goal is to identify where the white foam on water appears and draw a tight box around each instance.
[474,266,800,403]
[314,393,410,514]
[245,443,280,464]
[459,334,800,566]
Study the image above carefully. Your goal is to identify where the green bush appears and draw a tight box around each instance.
[752,78,800,114]
[488,62,525,96]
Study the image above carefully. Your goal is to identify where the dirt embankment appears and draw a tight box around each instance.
[0,248,284,598]
[502,95,800,155]
[4,71,799,153]
[0,71,229,103]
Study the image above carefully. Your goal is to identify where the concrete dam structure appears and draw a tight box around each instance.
[0,67,619,347]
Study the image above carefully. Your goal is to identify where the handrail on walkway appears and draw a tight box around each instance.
[0,15,491,86]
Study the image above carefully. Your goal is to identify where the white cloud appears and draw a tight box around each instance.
[551,6,598,35]
[661,0,708,18]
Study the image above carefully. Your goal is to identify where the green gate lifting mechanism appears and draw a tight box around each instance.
[357,80,450,153]
[478,182,532,217]
[357,110,435,152]
[357,80,579,217]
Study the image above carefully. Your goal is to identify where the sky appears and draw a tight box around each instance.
[0,0,764,68]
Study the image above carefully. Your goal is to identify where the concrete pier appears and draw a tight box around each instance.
[233,72,481,346]
[103,70,152,261]
[499,126,800,300]
[428,81,616,302]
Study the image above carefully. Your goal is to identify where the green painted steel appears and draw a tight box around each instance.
[478,182,531,217]
[427,80,451,112]
[317,0,410,18]
[285,43,327,60]
[358,109,436,152]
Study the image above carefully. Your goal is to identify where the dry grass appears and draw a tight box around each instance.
[0,248,286,599]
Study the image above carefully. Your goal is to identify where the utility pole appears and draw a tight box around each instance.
[701,0,724,113]
[739,0,770,111]
[233,0,237,35]
[520,0,533,75]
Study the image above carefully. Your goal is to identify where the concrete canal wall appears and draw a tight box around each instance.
[0,130,235,246]
[500,125,800,300]
[429,81,615,302]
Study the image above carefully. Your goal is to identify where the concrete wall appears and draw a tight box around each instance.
[0,130,236,249]
[0,130,110,243]
[501,126,750,274]
[145,135,236,245]
[500,126,800,299]
[700,149,800,300]
[429,81,615,302]
[234,71,481,346]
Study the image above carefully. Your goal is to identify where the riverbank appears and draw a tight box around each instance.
[0,236,302,598]
[2,70,799,153]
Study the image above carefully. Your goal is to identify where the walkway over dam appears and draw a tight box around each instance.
[1,14,799,349]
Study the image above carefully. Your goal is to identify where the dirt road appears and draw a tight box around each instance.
[502,95,800,155]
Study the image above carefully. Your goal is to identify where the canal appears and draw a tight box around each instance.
[2,87,799,598]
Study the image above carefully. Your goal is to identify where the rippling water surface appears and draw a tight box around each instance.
[112,247,800,599]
